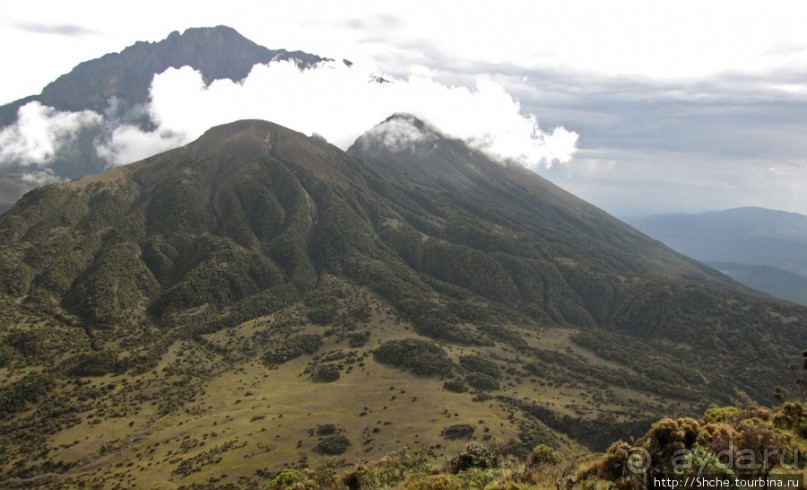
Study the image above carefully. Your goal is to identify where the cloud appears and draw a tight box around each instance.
[341,15,404,31]
[98,60,578,168]
[95,124,184,166]
[0,59,577,187]
[13,22,97,37]
[453,64,807,215]
[361,115,430,152]
[19,169,65,186]
[0,101,102,167]
[3,56,803,217]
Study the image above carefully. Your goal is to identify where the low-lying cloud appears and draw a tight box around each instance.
[101,59,578,168]
[20,62,577,168]
[0,101,102,166]
[361,114,432,153]
[0,59,578,197]
[19,169,65,186]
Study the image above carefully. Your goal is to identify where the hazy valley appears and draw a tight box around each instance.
[626,208,807,306]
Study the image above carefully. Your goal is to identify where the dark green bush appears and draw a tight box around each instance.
[441,424,475,441]
[0,373,54,415]
[348,330,370,348]
[443,380,469,393]
[524,363,542,376]
[448,443,499,473]
[316,424,338,436]
[466,372,500,391]
[312,364,341,382]
[308,305,338,325]
[373,338,453,376]
[264,334,322,365]
[348,304,371,322]
[315,434,350,455]
[64,351,122,377]
[477,324,528,348]
[459,355,501,378]
[4,330,42,356]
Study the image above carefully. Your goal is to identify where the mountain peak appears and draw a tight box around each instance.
[349,113,508,188]
[173,25,243,40]
[381,113,431,130]
[7,26,325,118]
[355,113,443,154]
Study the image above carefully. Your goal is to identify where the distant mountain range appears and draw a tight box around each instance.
[0,26,325,212]
[625,207,807,305]
[1,115,804,487]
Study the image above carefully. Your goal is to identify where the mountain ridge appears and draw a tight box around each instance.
[0,26,325,126]
[1,118,785,335]
[625,207,807,304]
[0,117,804,487]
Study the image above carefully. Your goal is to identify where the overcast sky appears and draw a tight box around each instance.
[1,1,806,215]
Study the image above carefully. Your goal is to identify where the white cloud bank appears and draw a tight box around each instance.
[19,169,65,186]
[103,60,578,168]
[0,101,102,166]
[0,60,578,179]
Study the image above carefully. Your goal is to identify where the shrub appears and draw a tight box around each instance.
[265,468,318,490]
[443,380,469,393]
[524,363,542,376]
[315,434,351,455]
[448,443,499,473]
[308,305,338,325]
[4,330,42,356]
[579,403,807,487]
[772,402,806,434]
[348,330,370,348]
[695,423,738,454]
[466,372,500,391]
[643,417,700,462]
[702,406,742,424]
[316,424,338,436]
[441,424,476,441]
[406,474,463,490]
[0,345,12,367]
[0,373,54,415]
[528,444,564,466]
[408,307,488,344]
[460,355,501,378]
[264,334,322,365]
[312,364,341,382]
[64,351,121,376]
[348,304,371,322]
[673,445,735,484]
[478,325,527,348]
[587,440,634,483]
[373,339,453,376]
[341,447,433,489]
